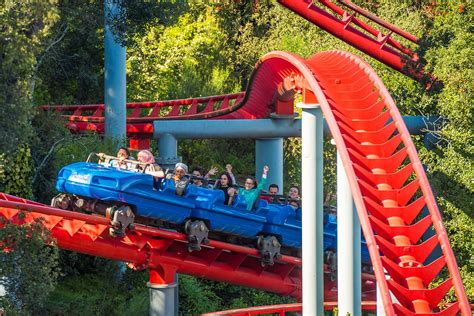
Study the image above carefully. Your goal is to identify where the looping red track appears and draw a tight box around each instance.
[250,50,467,315]
[15,2,468,313]
[277,0,435,85]
[41,0,437,148]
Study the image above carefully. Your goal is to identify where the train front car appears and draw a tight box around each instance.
[53,158,194,237]
[51,155,269,254]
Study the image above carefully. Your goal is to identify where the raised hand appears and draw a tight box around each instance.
[263,165,269,174]
[226,164,233,174]
[208,166,218,176]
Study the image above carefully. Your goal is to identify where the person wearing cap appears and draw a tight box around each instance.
[173,162,189,196]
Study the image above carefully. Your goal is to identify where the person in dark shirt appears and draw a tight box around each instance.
[214,171,236,205]
[268,183,279,203]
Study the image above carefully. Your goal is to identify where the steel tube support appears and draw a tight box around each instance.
[104,0,126,142]
[153,117,439,140]
[256,138,283,191]
[148,282,178,316]
[353,201,362,316]
[337,151,353,314]
[299,103,324,315]
[337,152,361,316]
[148,269,178,316]
[157,133,181,170]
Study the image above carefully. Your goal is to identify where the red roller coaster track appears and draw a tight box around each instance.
[21,2,470,315]
[41,0,435,150]
[259,50,467,315]
[278,0,433,84]
[15,48,472,314]
[0,193,301,298]
[0,193,378,302]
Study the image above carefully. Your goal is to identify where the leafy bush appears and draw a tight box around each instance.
[0,218,60,314]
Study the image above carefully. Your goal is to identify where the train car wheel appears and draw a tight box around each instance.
[257,235,281,266]
[51,193,71,210]
[107,205,135,237]
[184,220,209,252]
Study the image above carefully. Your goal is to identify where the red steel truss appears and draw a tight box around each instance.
[277,0,434,85]
[13,48,472,314]
[0,192,379,301]
[0,193,301,297]
[250,50,466,315]
[40,1,437,150]
[202,302,378,315]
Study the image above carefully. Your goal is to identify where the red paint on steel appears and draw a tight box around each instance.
[202,301,378,315]
[0,196,301,298]
[0,193,379,301]
[337,0,418,43]
[41,93,249,124]
[212,50,467,314]
[277,0,432,83]
[40,1,437,150]
[31,52,469,314]
[268,49,466,315]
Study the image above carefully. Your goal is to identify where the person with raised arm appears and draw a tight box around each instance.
[239,165,269,211]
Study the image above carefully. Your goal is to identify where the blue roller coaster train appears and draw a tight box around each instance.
[52,153,370,269]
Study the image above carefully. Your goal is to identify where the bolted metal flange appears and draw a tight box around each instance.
[184,220,209,252]
[107,205,135,237]
[257,235,282,266]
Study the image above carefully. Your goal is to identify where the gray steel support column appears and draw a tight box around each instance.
[299,103,324,315]
[255,138,283,191]
[148,281,178,316]
[104,0,126,143]
[157,133,181,170]
[337,152,361,316]
[353,201,362,316]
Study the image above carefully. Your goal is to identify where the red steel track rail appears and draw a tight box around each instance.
[9,48,472,314]
[250,50,466,315]
[179,50,468,314]
[277,0,434,84]
[40,93,251,148]
[202,301,378,315]
[12,3,467,314]
[21,49,471,314]
[40,1,436,149]
[0,193,379,301]
[0,193,301,297]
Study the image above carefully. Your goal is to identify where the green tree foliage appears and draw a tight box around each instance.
[127,7,239,101]
[178,275,297,315]
[2,145,34,199]
[0,0,60,153]
[31,129,116,203]
[43,263,146,315]
[180,139,255,182]
[0,218,60,314]
[33,0,104,106]
[417,1,473,300]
